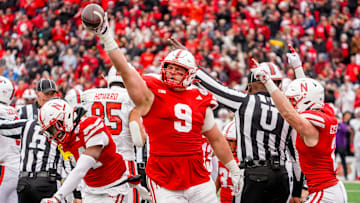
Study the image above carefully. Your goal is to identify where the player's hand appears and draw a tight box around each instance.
[135,184,152,201]
[73,198,82,203]
[289,197,301,203]
[231,168,244,196]
[249,57,260,69]
[286,44,302,69]
[40,197,60,203]
[167,37,187,50]
[83,12,109,37]
[251,67,270,84]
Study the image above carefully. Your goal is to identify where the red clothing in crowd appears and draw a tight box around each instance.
[345,63,359,83]
[140,51,155,69]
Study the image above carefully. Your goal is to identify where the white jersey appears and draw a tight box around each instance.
[83,86,136,160]
[350,118,360,148]
[0,103,20,170]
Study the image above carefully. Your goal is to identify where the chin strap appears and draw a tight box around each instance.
[70,107,87,135]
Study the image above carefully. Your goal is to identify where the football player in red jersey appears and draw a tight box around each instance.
[84,14,243,203]
[215,121,240,203]
[251,45,347,203]
[38,99,145,203]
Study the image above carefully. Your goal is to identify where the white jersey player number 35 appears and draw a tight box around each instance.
[174,103,192,133]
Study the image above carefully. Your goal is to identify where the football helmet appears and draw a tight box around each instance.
[248,62,282,84]
[107,63,135,87]
[39,99,74,143]
[284,78,324,113]
[0,76,15,105]
[355,107,360,118]
[222,121,236,154]
[161,49,198,88]
[23,89,37,100]
[64,88,83,108]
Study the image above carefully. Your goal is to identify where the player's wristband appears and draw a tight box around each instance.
[99,30,118,52]
[264,80,278,94]
[225,159,240,175]
[294,66,306,79]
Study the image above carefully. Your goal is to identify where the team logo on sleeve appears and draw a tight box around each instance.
[330,125,337,134]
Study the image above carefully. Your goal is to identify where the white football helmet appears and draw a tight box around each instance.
[0,76,15,105]
[354,107,360,118]
[39,99,74,143]
[222,121,236,141]
[23,89,37,100]
[222,121,236,154]
[161,49,198,88]
[249,62,282,84]
[284,78,324,113]
[107,63,136,87]
[64,88,83,108]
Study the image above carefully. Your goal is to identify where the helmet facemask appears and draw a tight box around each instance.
[161,49,198,89]
[161,63,196,89]
[39,99,74,144]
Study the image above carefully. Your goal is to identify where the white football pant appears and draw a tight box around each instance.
[305,181,347,203]
[0,165,19,203]
[147,177,217,203]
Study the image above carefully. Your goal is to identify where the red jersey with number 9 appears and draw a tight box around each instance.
[62,116,127,187]
[142,74,217,190]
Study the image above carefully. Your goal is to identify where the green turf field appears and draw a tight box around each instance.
[345,182,360,203]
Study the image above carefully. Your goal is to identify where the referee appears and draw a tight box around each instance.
[18,78,57,120]
[195,63,303,203]
[0,119,72,203]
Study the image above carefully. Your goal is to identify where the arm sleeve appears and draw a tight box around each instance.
[294,67,306,79]
[54,154,96,201]
[86,131,109,148]
[195,69,245,112]
[202,107,216,133]
[0,119,26,139]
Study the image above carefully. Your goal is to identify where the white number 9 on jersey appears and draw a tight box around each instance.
[174,103,192,132]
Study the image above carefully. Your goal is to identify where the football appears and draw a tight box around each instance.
[81,3,105,29]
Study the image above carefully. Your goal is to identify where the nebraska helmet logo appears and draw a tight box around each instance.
[51,103,64,110]
[300,82,308,93]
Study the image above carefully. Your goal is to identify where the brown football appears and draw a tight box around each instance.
[81,4,105,29]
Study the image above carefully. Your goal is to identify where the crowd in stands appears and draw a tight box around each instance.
[0,0,360,162]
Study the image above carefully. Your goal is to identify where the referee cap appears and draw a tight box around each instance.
[36,79,58,93]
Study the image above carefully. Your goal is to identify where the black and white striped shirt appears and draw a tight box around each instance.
[0,119,63,174]
[196,69,298,163]
[18,102,40,120]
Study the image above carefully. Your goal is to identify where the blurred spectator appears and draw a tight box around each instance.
[336,79,356,113]
[336,112,352,180]
[59,48,77,71]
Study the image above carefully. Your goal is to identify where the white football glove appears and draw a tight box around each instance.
[231,168,245,196]
[129,183,152,201]
[83,12,118,52]
[251,67,271,84]
[225,160,244,196]
[40,197,59,203]
[83,12,109,36]
[286,44,302,69]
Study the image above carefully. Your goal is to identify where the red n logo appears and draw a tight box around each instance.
[51,103,63,110]
[300,83,308,93]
